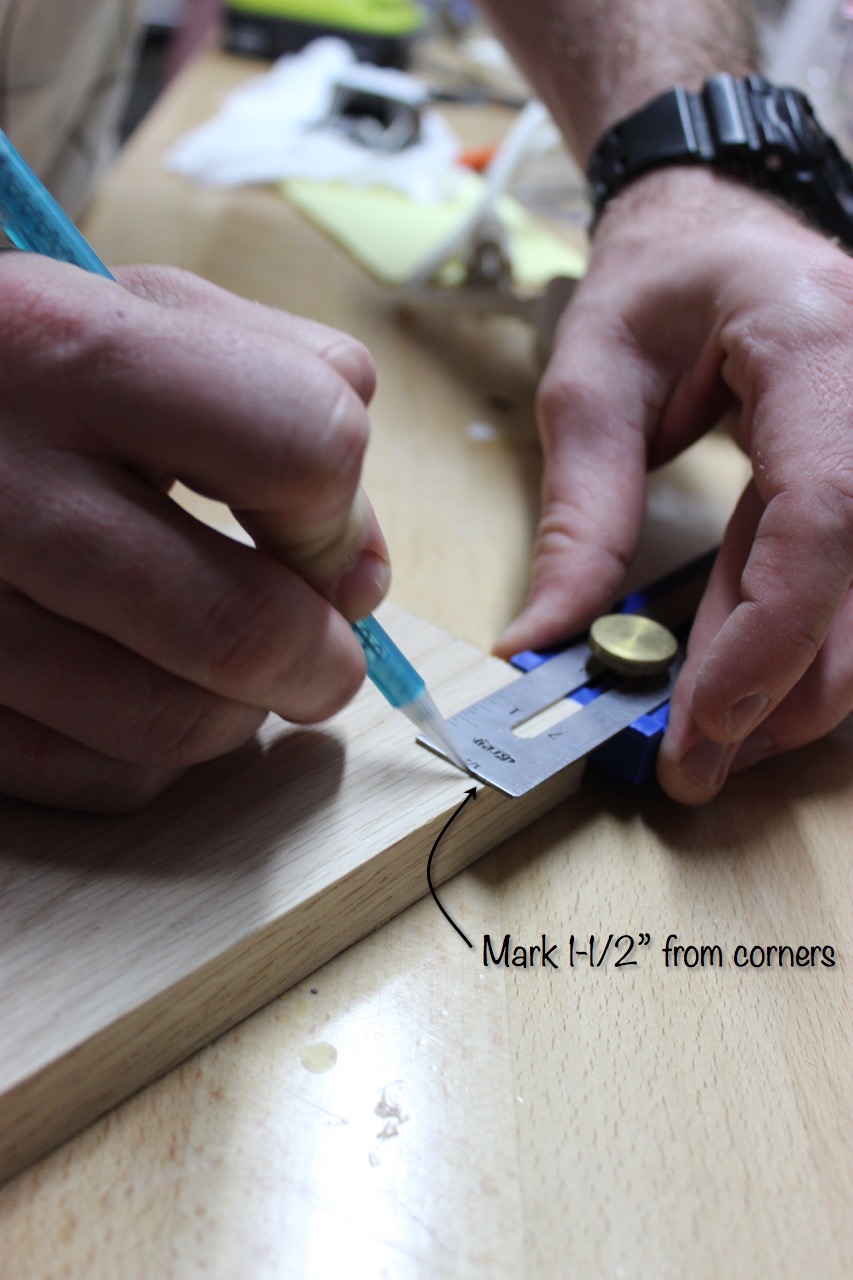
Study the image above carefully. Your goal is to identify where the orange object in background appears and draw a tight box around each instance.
[457,142,499,171]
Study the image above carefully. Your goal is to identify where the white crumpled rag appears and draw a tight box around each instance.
[165,38,463,203]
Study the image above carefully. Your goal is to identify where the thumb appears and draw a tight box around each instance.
[238,486,391,622]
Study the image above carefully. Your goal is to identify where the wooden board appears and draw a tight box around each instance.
[0,603,582,1184]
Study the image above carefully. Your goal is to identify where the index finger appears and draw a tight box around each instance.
[494,303,651,657]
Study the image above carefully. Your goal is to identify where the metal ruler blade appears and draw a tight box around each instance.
[421,644,680,796]
[418,551,714,797]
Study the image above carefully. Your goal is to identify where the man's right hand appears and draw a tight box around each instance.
[0,256,389,812]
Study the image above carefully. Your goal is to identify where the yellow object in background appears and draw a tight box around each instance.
[224,0,421,36]
[282,173,586,288]
[223,0,422,65]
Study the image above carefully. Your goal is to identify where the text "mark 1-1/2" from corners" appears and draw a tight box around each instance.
[482,933,837,970]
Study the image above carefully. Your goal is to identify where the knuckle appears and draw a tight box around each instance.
[319,382,370,487]
[536,372,590,447]
[189,578,363,720]
[0,272,78,390]
[250,372,370,523]
[724,248,853,374]
[533,505,631,591]
[526,551,623,639]
[0,257,125,389]
[0,704,181,812]
[125,683,263,766]
[753,488,853,637]
[786,620,825,669]
[89,766,184,814]
[536,369,640,454]
[194,579,286,693]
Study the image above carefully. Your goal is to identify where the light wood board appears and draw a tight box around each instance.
[0,603,582,1184]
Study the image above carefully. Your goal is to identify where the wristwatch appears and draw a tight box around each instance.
[586,73,853,247]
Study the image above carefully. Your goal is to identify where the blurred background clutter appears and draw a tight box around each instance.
[127,1,853,155]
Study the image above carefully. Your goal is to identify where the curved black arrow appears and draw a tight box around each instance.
[427,787,477,948]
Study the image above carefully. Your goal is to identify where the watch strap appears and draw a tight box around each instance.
[587,74,853,246]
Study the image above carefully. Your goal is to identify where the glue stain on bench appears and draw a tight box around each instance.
[300,1041,338,1073]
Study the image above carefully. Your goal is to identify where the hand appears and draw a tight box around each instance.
[0,256,389,811]
[495,169,853,803]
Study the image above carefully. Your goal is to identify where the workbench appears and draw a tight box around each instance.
[1,49,850,1280]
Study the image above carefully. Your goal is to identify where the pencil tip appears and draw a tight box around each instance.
[404,690,469,773]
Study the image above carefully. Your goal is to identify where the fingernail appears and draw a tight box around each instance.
[731,731,773,774]
[334,550,391,622]
[678,737,732,792]
[726,692,770,739]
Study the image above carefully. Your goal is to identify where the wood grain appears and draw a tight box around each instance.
[0,604,582,1184]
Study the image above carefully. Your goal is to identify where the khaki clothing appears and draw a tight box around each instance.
[0,0,141,218]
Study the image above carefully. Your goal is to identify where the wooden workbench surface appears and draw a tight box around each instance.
[1,50,850,1280]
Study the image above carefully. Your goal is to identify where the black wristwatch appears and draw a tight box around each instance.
[587,73,853,247]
